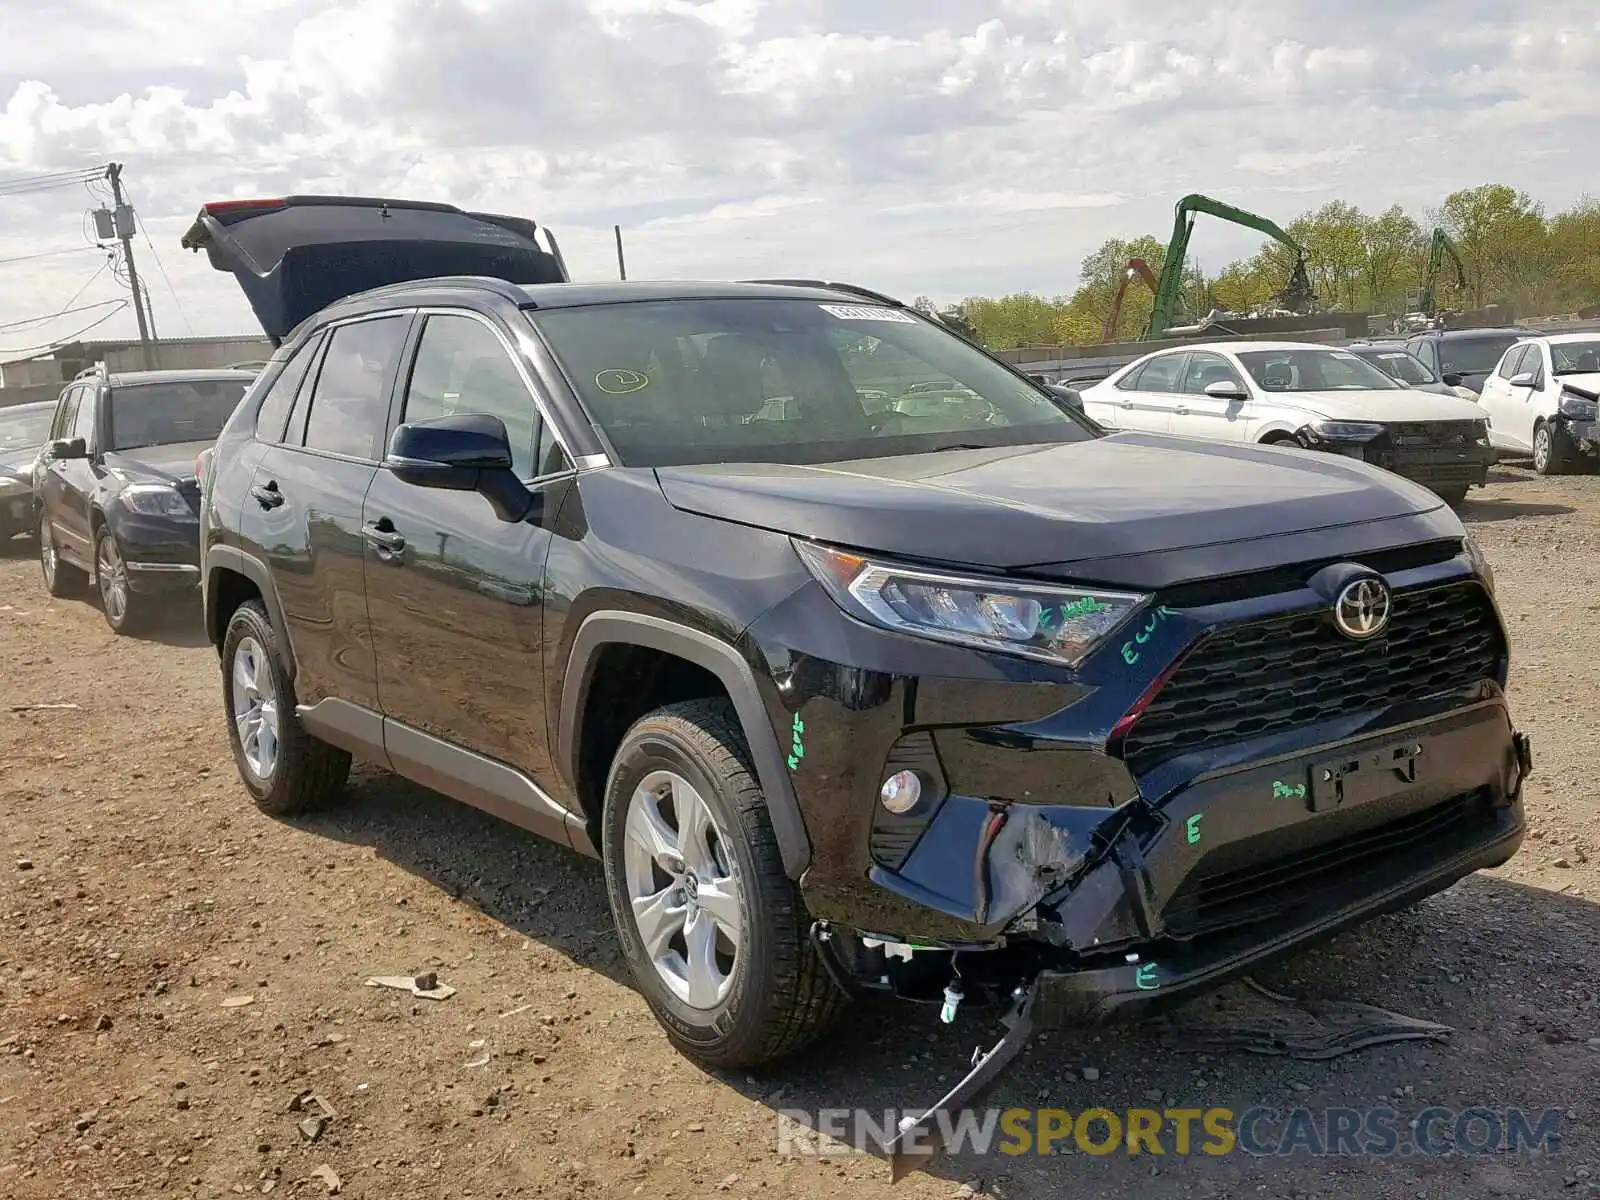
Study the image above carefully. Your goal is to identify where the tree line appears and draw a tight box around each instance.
[916,185,1600,350]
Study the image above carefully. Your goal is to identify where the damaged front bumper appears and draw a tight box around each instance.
[865,703,1531,1178]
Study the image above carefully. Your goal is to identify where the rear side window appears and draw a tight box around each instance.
[301,317,409,460]
[1130,354,1184,392]
[254,334,324,443]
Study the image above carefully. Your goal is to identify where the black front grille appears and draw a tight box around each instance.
[1163,789,1493,939]
[1121,581,1503,778]
[1383,420,1479,448]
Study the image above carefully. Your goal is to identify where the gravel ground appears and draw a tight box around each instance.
[1,465,1597,1200]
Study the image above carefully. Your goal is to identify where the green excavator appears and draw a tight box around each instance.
[1143,193,1315,340]
[1417,227,1467,317]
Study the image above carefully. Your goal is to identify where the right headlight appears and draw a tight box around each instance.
[1558,391,1598,421]
[794,541,1149,667]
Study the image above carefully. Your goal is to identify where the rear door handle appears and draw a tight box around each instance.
[363,520,406,560]
[251,481,284,509]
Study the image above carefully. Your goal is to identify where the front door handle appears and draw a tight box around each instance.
[251,481,284,510]
[363,520,406,561]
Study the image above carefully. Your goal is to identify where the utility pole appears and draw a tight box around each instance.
[614,225,627,281]
[106,163,155,369]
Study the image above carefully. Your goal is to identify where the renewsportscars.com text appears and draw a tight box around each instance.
[776,1106,1563,1159]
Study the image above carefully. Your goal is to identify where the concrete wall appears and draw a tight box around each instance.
[0,382,65,410]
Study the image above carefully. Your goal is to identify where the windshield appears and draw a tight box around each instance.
[1551,340,1600,376]
[528,298,1096,467]
[1354,349,1437,385]
[1236,348,1402,393]
[107,380,251,451]
[1438,335,1520,376]
[0,405,54,452]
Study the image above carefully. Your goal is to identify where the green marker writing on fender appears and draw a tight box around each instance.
[787,713,806,772]
[1135,962,1160,990]
[1186,814,1203,845]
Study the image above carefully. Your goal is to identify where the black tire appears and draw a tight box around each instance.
[1434,485,1469,506]
[1259,432,1299,446]
[38,511,85,597]
[220,599,350,816]
[601,697,845,1070]
[94,525,157,635]
[1532,420,1575,476]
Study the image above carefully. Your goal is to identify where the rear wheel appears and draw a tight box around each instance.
[221,600,351,816]
[38,511,84,597]
[601,698,845,1070]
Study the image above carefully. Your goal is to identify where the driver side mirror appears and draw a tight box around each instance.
[1441,372,1463,388]
[1203,380,1249,401]
[1508,372,1537,389]
[385,413,538,523]
[50,436,87,460]
[1041,383,1083,411]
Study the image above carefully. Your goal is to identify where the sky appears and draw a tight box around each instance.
[0,0,1594,355]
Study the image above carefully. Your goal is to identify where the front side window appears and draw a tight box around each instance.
[1550,340,1600,376]
[1181,352,1246,394]
[51,387,82,441]
[1495,345,1528,380]
[1439,335,1521,376]
[301,317,409,459]
[528,298,1094,467]
[72,387,100,448]
[0,404,53,451]
[1237,348,1401,393]
[402,314,540,478]
[106,379,252,451]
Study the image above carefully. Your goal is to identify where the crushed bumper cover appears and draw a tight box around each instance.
[879,709,1530,1180]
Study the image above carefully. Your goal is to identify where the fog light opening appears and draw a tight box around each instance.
[879,770,923,814]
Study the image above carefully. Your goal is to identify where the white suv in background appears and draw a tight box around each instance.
[1078,341,1495,504]
[1477,333,1600,475]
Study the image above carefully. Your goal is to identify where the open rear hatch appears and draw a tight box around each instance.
[180,196,569,343]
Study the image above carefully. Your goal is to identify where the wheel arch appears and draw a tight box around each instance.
[204,545,297,677]
[559,612,811,879]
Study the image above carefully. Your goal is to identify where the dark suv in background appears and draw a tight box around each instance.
[1403,327,1528,396]
[34,365,256,632]
[185,197,1529,1164]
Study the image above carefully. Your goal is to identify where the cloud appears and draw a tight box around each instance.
[0,0,1597,349]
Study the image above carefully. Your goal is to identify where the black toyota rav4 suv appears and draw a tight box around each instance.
[186,198,1529,1158]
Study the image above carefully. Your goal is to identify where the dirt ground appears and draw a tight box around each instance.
[2,466,1598,1200]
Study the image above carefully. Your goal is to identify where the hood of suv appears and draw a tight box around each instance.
[1289,388,1485,423]
[180,196,568,342]
[102,440,212,486]
[655,432,1445,573]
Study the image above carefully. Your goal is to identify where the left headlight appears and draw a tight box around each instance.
[120,483,193,517]
[1558,391,1599,421]
[1463,532,1494,596]
[794,541,1149,667]
[1306,420,1386,442]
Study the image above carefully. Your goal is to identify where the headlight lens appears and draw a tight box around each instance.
[794,541,1149,666]
[1463,532,1494,595]
[1558,391,1598,421]
[120,483,192,517]
[1306,420,1386,442]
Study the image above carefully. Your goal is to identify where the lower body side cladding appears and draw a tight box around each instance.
[743,554,1528,1018]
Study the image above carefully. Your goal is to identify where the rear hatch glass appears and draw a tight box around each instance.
[180,196,568,342]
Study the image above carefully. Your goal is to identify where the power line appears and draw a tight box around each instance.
[0,302,129,359]
[125,188,194,337]
[0,246,97,268]
[0,298,123,334]
[0,167,103,200]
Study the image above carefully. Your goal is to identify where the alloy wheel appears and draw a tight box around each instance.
[622,769,743,1010]
[97,536,129,626]
[1533,426,1551,473]
[231,636,281,780]
[38,516,55,589]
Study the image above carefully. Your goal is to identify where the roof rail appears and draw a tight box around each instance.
[741,279,906,307]
[351,274,535,307]
[72,361,110,382]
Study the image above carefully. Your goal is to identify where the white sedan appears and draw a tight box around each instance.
[1476,333,1600,475]
[1078,340,1495,504]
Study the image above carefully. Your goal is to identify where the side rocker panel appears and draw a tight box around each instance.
[558,611,813,879]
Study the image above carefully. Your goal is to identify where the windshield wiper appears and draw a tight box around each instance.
[925,442,991,453]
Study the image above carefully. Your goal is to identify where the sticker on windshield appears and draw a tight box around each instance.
[819,304,917,324]
[594,368,650,395]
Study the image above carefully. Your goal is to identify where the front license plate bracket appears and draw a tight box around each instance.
[1307,740,1424,813]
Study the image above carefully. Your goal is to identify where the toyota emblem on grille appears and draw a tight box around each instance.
[1333,578,1391,640]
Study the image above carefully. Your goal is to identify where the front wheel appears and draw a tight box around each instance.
[1434,485,1469,506]
[601,698,845,1070]
[95,527,155,634]
[1532,421,1574,476]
